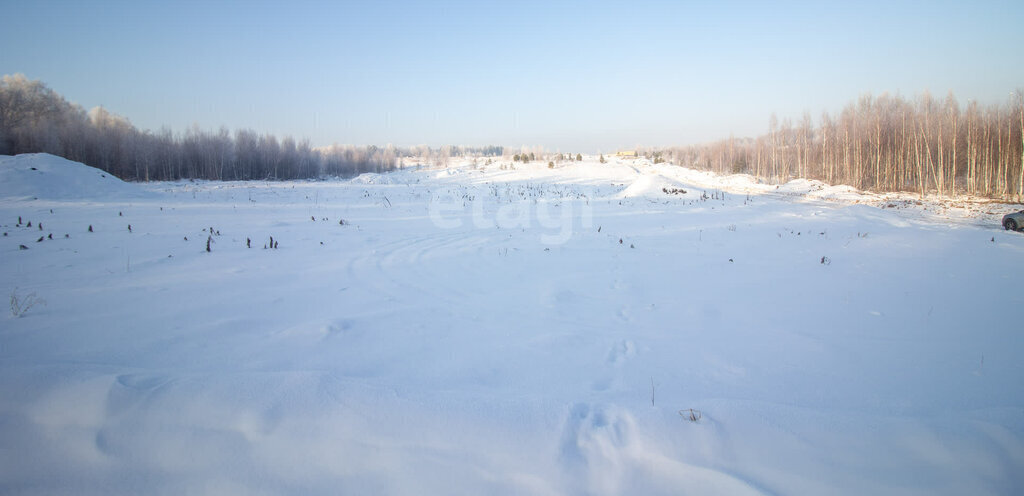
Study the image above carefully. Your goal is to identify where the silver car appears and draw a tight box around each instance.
[1004,209,1024,231]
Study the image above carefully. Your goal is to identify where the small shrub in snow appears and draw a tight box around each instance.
[679,409,702,423]
[10,288,46,318]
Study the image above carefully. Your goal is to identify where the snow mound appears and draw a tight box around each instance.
[775,178,829,197]
[776,178,868,202]
[716,172,767,191]
[0,153,150,201]
[435,168,463,177]
[350,172,396,185]
[618,173,693,198]
[812,184,866,202]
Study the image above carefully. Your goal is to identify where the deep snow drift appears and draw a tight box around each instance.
[2,153,1022,495]
[0,153,153,201]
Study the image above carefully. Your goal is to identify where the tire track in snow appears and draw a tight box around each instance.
[345,228,505,306]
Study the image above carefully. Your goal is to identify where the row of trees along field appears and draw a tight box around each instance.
[654,91,1024,201]
[5,74,1021,199]
[0,74,503,181]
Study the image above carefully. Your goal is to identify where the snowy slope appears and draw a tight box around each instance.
[0,153,152,201]
[1,154,1022,495]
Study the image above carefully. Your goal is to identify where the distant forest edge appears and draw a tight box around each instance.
[653,91,1024,201]
[2,74,1023,201]
[0,74,503,181]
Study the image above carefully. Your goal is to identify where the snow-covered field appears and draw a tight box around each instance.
[2,153,1022,495]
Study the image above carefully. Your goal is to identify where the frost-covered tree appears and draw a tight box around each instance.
[0,74,505,183]
[658,90,1024,201]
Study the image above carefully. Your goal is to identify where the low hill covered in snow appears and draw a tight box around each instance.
[0,153,152,201]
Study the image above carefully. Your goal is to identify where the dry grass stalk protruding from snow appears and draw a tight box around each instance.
[10,288,46,318]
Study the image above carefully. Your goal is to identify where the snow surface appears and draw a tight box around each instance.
[0,153,154,201]
[2,153,1023,495]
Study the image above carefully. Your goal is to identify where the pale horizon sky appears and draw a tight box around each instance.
[2,0,1022,152]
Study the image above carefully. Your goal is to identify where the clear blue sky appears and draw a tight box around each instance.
[2,0,1022,152]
